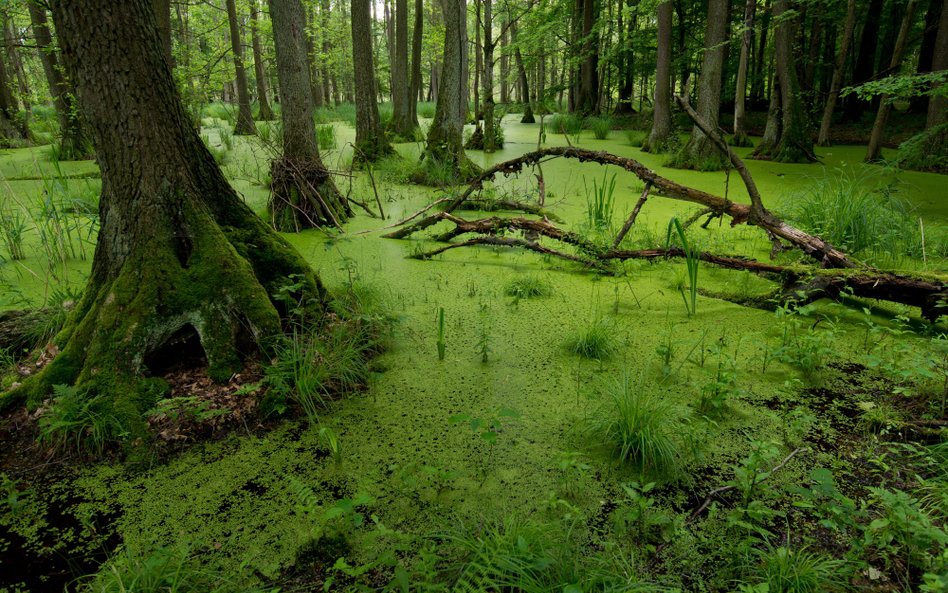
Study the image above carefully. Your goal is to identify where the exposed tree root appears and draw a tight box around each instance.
[269,157,350,232]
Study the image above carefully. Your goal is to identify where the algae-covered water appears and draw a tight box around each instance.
[1,116,946,590]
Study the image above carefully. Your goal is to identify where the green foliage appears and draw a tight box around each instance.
[38,384,126,456]
[772,304,837,382]
[843,71,948,102]
[613,481,679,549]
[417,101,436,119]
[590,375,681,479]
[587,116,613,140]
[549,113,584,137]
[864,487,948,581]
[666,217,699,316]
[697,344,738,417]
[565,317,617,360]
[504,275,553,299]
[894,123,948,173]
[787,170,924,262]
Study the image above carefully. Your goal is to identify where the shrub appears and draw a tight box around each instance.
[317,124,337,150]
[417,101,436,119]
[549,113,584,136]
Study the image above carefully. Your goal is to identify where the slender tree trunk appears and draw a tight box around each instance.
[3,13,29,122]
[511,22,534,123]
[643,0,673,152]
[410,0,424,122]
[769,0,815,162]
[422,0,478,181]
[817,0,856,146]
[391,0,417,135]
[671,0,729,169]
[481,0,496,151]
[732,0,756,146]
[866,0,919,162]
[911,0,943,113]
[499,19,509,103]
[0,47,21,145]
[352,0,394,162]
[7,0,328,423]
[29,3,91,158]
[472,0,481,121]
[226,0,257,134]
[750,0,771,104]
[269,0,349,229]
[845,0,883,120]
[250,0,274,121]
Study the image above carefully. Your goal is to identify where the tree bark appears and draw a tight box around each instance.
[481,0,496,151]
[269,0,349,229]
[226,0,257,135]
[732,0,756,146]
[0,37,23,145]
[845,0,883,120]
[250,0,274,121]
[865,0,919,162]
[817,0,857,146]
[928,0,948,130]
[410,0,424,122]
[421,0,478,181]
[151,0,172,68]
[643,0,673,152]
[511,22,534,123]
[3,12,30,124]
[4,0,327,424]
[670,0,729,169]
[911,0,943,113]
[28,3,91,159]
[575,0,599,114]
[390,0,417,135]
[352,0,394,162]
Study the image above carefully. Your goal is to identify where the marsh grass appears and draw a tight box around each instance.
[0,209,29,260]
[417,101,436,119]
[590,375,681,479]
[746,546,850,593]
[549,113,584,137]
[504,275,553,299]
[787,170,925,264]
[666,217,699,316]
[317,124,337,150]
[587,116,613,140]
[566,317,618,360]
[584,171,617,231]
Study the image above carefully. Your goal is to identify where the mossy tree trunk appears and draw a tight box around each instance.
[731,0,756,147]
[250,0,275,121]
[642,0,673,153]
[0,45,24,145]
[409,0,424,122]
[226,0,257,135]
[151,0,172,67]
[352,0,394,162]
[421,0,479,180]
[574,0,599,115]
[927,0,948,131]
[3,0,326,425]
[28,3,92,159]
[481,0,496,152]
[670,0,728,170]
[268,0,349,230]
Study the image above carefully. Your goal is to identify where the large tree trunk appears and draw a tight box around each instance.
[670,0,728,169]
[390,0,417,136]
[3,12,30,126]
[911,0,943,113]
[643,0,673,152]
[0,40,23,145]
[575,0,599,114]
[421,0,478,181]
[481,0,496,152]
[866,0,919,162]
[817,0,857,146]
[226,0,257,135]
[752,0,815,163]
[844,0,883,120]
[250,0,274,121]
[732,0,756,146]
[151,0,172,67]
[409,0,424,123]
[352,0,394,162]
[928,0,948,130]
[28,3,91,159]
[3,0,326,424]
[268,0,349,230]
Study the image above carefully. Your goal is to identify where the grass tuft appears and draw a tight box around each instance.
[566,317,618,360]
[504,275,553,299]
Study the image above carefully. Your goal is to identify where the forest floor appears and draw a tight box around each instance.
[1,112,947,592]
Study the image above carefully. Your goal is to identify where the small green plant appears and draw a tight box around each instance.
[146,396,228,424]
[772,304,837,382]
[566,317,618,360]
[317,123,337,150]
[476,302,492,363]
[590,375,681,479]
[666,217,699,316]
[436,306,446,361]
[613,481,679,550]
[318,426,342,466]
[584,171,617,230]
[555,451,593,500]
[696,342,738,417]
[504,275,553,299]
[39,384,126,456]
[449,407,520,478]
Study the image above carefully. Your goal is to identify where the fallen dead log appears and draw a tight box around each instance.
[384,146,856,269]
